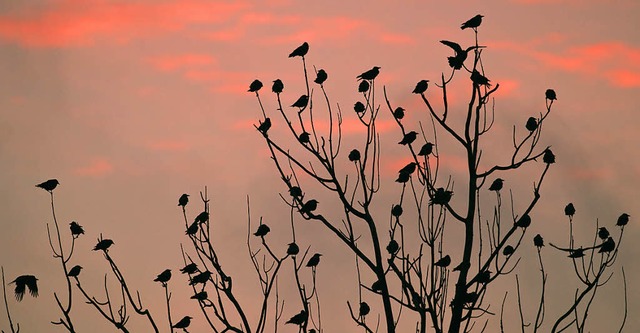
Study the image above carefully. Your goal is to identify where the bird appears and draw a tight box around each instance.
[598,237,615,253]
[461,14,484,30]
[399,131,418,145]
[289,42,309,58]
[180,263,198,274]
[172,316,193,329]
[185,221,199,235]
[564,203,576,218]
[418,143,433,156]
[371,280,384,292]
[393,107,405,120]
[502,245,515,256]
[272,79,284,94]
[254,224,270,237]
[287,242,300,256]
[543,148,555,164]
[291,95,309,109]
[387,239,399,255]
[598,227,610,240]
[36,179,59,192]
[298,132,310,144]
[191,291,208,301]
[189,271,212,285]
[359,302,370,317]
[67,265,83,277]
[257,118,271,135]
[248,79,263,92]
[399,162,417,176]
[354,101,366,114]
[300,199,318,215]
[516,214,531,228]
[545,89,557,101]
[154,269,172,283]
[286,310,308,325]
[93,239,114,251]
[412,80,429,94]
[533,234,544,248]
[314,69,328,84]
[476,270,491,284]
[289,186,303,198]
[440,40,481,70]
[453,261,470,272]
[348,149,361,162]
[194,211,209,224]
[616,213,630,226]
[396,172,410,183]
[434,255,451,268]
[10,275,38,301]
[568,248,585,258]
[306,253,322,267]
[488,178,504,191]
[178,194,189,207]
[357,66,381,81]
[526,117,538,132]
[430,188,453,205]
[470,70,491,87]
[358,80,370,93]
[391,205,403,217]
[69,221,84,237]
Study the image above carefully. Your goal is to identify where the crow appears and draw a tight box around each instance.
[189,271,212,285]
[386,239,399,255]
[393,107,405,120]
[564,203,576,218]
[300,199,318,215]
[440,40,482,69]
[306,253,322,267]
[248,79,263,92]
[257,118,271,135]
[191,291,208,301]
[357,66,381,81]
[359,302,370,317]
[533,234,544,248]
[272,79,284,93]
[291,95,309,109]
[358,80,369,93]
[430,188,453,205]
[391,205,403,217]
[354,101,366,114]
[289,186,303,198]
[398,131,418,145]
[70,221,84,237]
[418,142,433,156]
[412,80,429,94]
[470,70,491,86]
[178,194,189,207]
[545,89,557,101]
[254,224,270,237]
[194,211,209,224]
[10,275,38,301]
[314,69,328,85]
[526,117,538,132]
[286,310,308,325]
[398,162,417,175]
[348,149,361,162]
[289,42,309,58]
[180,263,198,274]
[154,269,172,284]
[461,14,484,30]
[488,178,504,191]
[503,245,515,256]
[598,227,610,240]
[287,242,300,256]
[616,213,630,226]
[36,179,59,192]
[434,255,451,268]
[93,239,114,251]
[298,132,310,144]
[598,237,615,253]
[67,265,83,278]
[172,316,193,329]
[185,221,199,235]
[516,214,531,228]
[543,148,555,164]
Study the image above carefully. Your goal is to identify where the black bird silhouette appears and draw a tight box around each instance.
[67,265,83,277]
[185,221,199,235]
[257,117,271,135]
[525,117,538,132]
[191,291,208,301]
[371,280,384,293]
[154,269,172,283]
[254,224,270,237]
[289,186,303,198]
[36,179,59,192]
[568,248,585,258]
[534,234,544,248]
[453,261,470,272]
[189,271,212,285]
[357,66,381,81]
[287,242,300,256]
[314,69,328,84]
[291,95,309,109]
[248,79,263,92]
[306,253,322,267]
[358,80,370,93]
[399,131,418,145]
[69,221,84,237]
[476,270,491,284]
[616,213,630,226]
[470,70,491,86]
[396,171,410,183]
[354,101,366,114]
[391,205,403,217]
[516,214,531,228]
[300,199,318,215]
[180,263,198,274]
[172,316,193,329]
[598,227,610,240]
[399,162,417,175]
[430,188,453,205]
[434,255,451,268]
[359,302,370,317]
[393,107,405,120]
[289,42,309,58]
[272,79,284,93]
[412,80,429,94]
[286,310,308,325]
[10,275,38,301]
[598,237,615,253]
[543,148,555,164]
[194,211,209,224]
[564,203,576,217]
[503,245,515,256]
[178,194,189,207]
[348,149,361,162]
[387,239,399,255]
[488,178,504,191]
[298,132,310,144]
[461,14,484,30]
[93,239,114,251]
[440,40,481,70]
[545,89,557,101]
[418,142,433,156]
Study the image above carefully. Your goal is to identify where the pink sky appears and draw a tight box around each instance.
[0,0,638,332]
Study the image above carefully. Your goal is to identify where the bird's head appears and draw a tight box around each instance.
[374,66,381,70]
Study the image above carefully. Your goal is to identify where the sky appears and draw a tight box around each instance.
[0,0,639,332]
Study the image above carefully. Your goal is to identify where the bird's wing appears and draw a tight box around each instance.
[440,40,462,53]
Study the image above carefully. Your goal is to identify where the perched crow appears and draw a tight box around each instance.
[545,89,557,101]
[248,79,263,92]
[516,214,531,228]
[272,79,284,94]
[70,221,84,237]
[461,14,484,30]
[598,237,615,253]
[191,291,208,301]
[172,316,193,329]
[287,242,300,256]
[502,245,515,256]
[194,211,209,224]
[354,101,366,114]
[386,239,399,255]
[371,280,384,292]
[412,80,429,94]
[393,107,405,120]
[526,117,538,132]
[10,275,38,301]
[257,118,272,135]
[616,213,630,226]
[543,148,555,164]
[533,234,544,248]
[348,149,361,162]
[470,70,491,86]
[291,95,309,109]
[568,248,585,258]
[288,42,309,58]
[185,221,199,235]
[358,80,369,93]
[357,66,381,81]
[254,224,270,237]
[289,186,303,198]
[398,131,418,145]
[359,302,370,317]
[180,263,198,274]
[564,203,576,217]
[286,310,308,325]
[396,172,410,183]
[488,178,504,191]
[314,69,328,84]
[36,179,59,192]
[93,239,114,251]
[189,271,212,285]
[418,143,433,156]
[306,253,322,267]
[434,255,451,268]
[178,194,189,207]
[154,269,172,283]
[476,270,491,284]
[391,205,403,217]
[598,227,610,240]
[298,132,310,144]
[430,188,453,205]
[300,199,318,215]
[399,162,417,176]
[67,265,83,278]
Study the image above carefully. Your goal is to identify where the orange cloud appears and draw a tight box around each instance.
[146,54,216,72]
[146,140,191,152]
[75,157,113,177]
[378,33,415,45]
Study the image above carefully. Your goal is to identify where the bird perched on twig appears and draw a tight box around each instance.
[418,143,433,156]
[10,275,38,301]
[291,95,309,109]
[396,171,410,184]
[470,70,491,87]
[172,316,193,329]
[534,234,544,248]
[357,66,381,81]
[516,214,531,228]
[526,117,538,132]
[289,186,303,198]
[287,242,300,256]
[185,221,198,235]
[398,162,417,176]
[36,179,59,192]
[359,302,370,317]
[93,239,114,252]
[393,107,405,120]
[180,263,198,274]
[191,291,208,301]
[70,221,84,237]
[272,79,284,94]
[434,255,451,268]
[178,194,189,207]
[354,101,366,114]
[248,79,262,92]
[254,224,270,237]
[598,227,610,240]
[488,178,504,192]
[257,118,271,135]
[154,269,171,284]
[568,248,585,258]
[461,14,484,30]
[598,237,616,253]
[545,89,557,101]
[306,253,322,267]
[386,239,399,255]
[358,80,369,93]
[300,199,318,215]
[189,271,212,285]
[314,69,328,85]
[286,310,308,325]
[503,245,515,256]
[298,132,310,144]
[289,42,309,58]
[348,149,361,162]
[430,188,453,205]
[398,131,418,145]
[412,80,429,94]
[616,213,630,226]
[564,203,576,218]
[67,265,83,278]
[391,205,403,217]
[543,148,555,164]
[194,211,209,224]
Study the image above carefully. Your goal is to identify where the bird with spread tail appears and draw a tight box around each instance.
[10,275,38,301]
